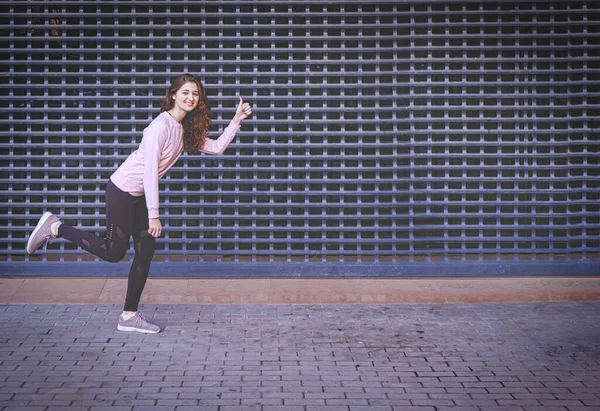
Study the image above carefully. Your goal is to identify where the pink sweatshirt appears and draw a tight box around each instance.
[110,111,241,219]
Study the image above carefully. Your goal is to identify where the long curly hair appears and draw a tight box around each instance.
[160,73,211,154]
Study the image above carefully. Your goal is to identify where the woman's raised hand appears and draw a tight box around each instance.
[233,97,252,125]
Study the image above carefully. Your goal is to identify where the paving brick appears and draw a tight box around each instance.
[410,399,455,406]
[155,400,199,406]
[113,400,157,406]
[521,408,569,411]
[0,407,47,411]
[435,408,479,411]
[47,408,89,411]
[497,399,542,406]
[27,400,73,407]
[582,399,600,406]
[241,398,283,406]
[541,399,586,407]
[284,399,327,406]
[132,407,175,411]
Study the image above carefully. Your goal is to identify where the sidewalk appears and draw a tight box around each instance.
[1,301,599,410]
[2,277,600,304]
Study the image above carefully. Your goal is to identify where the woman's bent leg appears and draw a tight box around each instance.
[58,180,135,263]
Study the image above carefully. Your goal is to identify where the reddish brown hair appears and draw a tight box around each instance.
[160,73,212,154]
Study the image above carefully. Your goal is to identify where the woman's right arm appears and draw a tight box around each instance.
[200,97,252,155]
[142,123,166,237]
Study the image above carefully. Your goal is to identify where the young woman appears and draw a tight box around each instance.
[26,73,252,334]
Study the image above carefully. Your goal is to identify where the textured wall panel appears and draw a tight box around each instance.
[1,1,599,276]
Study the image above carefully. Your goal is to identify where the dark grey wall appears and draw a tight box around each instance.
[1,1,599,276]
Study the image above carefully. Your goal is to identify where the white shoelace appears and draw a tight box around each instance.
[41,234,56,251]
[135,311,149,325]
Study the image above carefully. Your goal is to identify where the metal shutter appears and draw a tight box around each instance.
[1,1,599,276]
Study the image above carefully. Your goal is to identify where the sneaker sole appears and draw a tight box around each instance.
[117,324,161,334]
[26,211,53,255]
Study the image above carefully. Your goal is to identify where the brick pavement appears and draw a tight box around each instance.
[0,302,599,410]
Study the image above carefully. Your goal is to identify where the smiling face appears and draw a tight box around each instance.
[172,81,200,112]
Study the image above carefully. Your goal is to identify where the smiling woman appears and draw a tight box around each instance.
[25,73,253,334]
[160,74,212,154]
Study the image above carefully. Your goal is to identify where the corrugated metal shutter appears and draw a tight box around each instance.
[1,1,599,276]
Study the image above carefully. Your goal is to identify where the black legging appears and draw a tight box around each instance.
[58,179,156,311]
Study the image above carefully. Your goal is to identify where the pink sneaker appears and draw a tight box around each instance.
[26,211,60,254]
[117,311,161,334]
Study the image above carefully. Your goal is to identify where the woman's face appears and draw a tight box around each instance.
[173,81,200,112]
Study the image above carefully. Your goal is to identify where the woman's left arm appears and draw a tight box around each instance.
[201,97,252,155]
